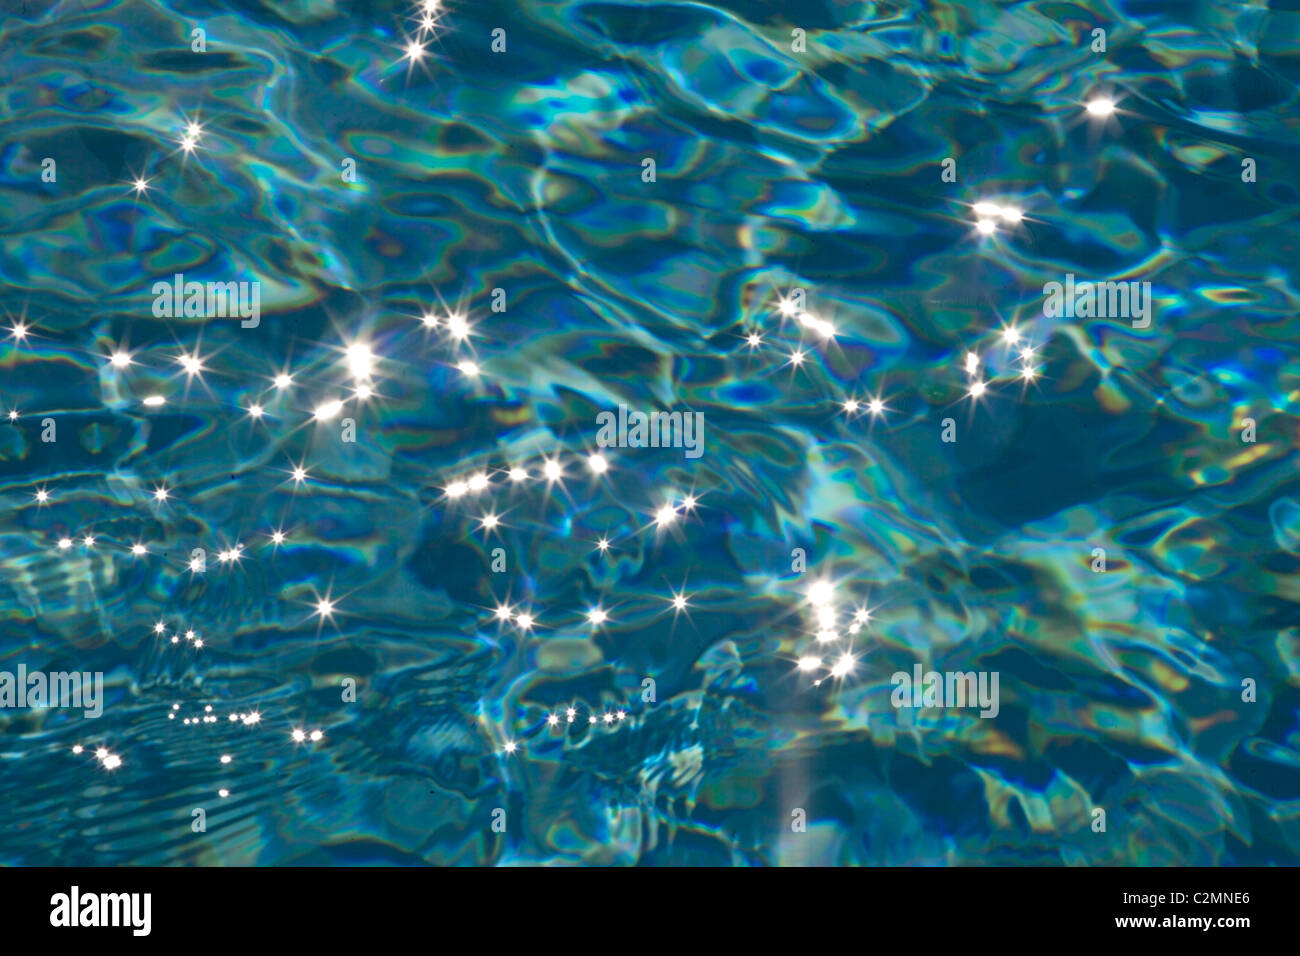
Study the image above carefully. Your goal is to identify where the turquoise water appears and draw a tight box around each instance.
[2,0,1299,865]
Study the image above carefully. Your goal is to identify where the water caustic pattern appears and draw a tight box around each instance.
[0,0,1298,866]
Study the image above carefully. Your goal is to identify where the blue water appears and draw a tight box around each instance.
[1,0,1299,866]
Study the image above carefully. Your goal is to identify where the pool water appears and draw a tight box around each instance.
[1,0,1298,866]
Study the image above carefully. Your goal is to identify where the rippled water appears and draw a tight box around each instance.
[2,0,1299,866]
